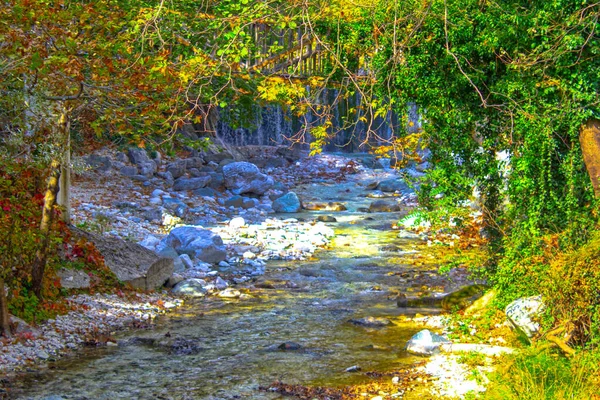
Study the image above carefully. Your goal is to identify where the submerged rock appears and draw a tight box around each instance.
[349,316,393,327]
[405,329,451,356]
[368,200,401,212]
[172,279,208,297]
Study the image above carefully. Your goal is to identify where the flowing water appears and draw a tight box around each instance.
[12,171,460,400]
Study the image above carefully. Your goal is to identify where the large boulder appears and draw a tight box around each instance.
[223,162,274,195]
[70,227,174,290]
[163,226,226,263]
[505,295,545,338]
[272,192,302,213]
[127,148,151,165]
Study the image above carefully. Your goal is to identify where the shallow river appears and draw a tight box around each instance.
[13,173,459,400]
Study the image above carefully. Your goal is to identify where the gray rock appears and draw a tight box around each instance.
[163,226,226,263]
[272,192,302,213]
[397,230,423,240]
[157,171,175,186]
[207,172,225,189]
[138,161,157,177]
[165,274,185,288]
[405,329,451,356]
[368,200,401,212]
[143,208,163,223]
[130,175,149,182]
[224,195,244,208]
[127,148,150,165]
[172,279,207,297]
[70,227,174,290]
[505,295,545,338]
[138,235,160,250]
[57,268,91,289]
[162,198,188,217]
[179,254,194,269]
[193,187,218,197]
[223,162,274,195]
[173,176,211,191]
[185,157,205,169]
[378,179,411,194]
[166,161,187,179]
[85,154,112,172]
[158,246,185,273]
[120,165,138,177]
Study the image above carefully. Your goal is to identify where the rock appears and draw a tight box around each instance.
[217,288,241,298]
[10,315,42,337]
[207,172,225,189]
[119,165,138,177]
[368,200,401,212]
[178,254,194,270]
[138,161,157,177]
[316,215,337,222]
[163,226,226,263]
[85,154,112,172]
[303,201,347,211]
[193,187,217,197]
[505,295,545,338]
[224,195,244,208]
[173,176,211,191]
[165,274,185,288]
[272,192,302,213]
[223,162,274,195]
[172,279,207,297]
[57,268,91,289]
[127,148,150,165]
[278,342,302,351]
[349,316,393,327]
[185,157,205,169]
[405,329,451,356]
[345,365,361,372]
[157,171,175,186]
[214,276,228,290]
[440,284,487,311]
[162,198,188,217]
[70,227,173,290]
[378,178,411,193]
[166,161,187,179]
[397,230,423,240]
[229,217,246,229]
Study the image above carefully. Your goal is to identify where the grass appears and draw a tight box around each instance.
[485,350,600,400]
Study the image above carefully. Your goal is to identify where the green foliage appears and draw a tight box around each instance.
[487,350,600,400]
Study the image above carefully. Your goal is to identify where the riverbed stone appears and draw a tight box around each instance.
[272,192,302,213]
[303,201,347,211]
[173,176,211,191]
[166,161,187,179]
[368,200,401,212]
[223,162,274,195]
[349,316,393,327]
[163,226,226,263]
[405,329,451,356]
[378,178,411,193]
[172,279,208,297]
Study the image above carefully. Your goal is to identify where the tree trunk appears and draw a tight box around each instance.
[579,118,600,197]
[31,158,61,300]
[57,131,71,224]
[0,277,11,338]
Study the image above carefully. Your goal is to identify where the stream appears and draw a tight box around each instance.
[11,161,469,400]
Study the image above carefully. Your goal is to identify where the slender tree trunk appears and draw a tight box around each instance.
[579,118,600,197]
[31,109,69,299]
[57,131,71,224]
[31,158,61,300]
[0,277,11,338]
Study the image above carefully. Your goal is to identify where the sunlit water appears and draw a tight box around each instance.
[12,172,455,400]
